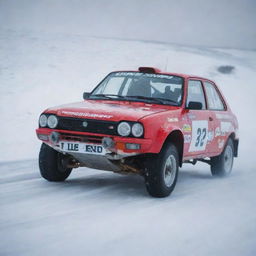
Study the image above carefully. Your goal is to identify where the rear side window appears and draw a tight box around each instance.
[186,80,206,109]
[204,82,225,110]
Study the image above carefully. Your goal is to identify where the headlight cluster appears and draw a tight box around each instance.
[117,122,144,137]
[39,114,58,128]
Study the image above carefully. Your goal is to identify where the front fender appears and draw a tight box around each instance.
[146,122,183,154]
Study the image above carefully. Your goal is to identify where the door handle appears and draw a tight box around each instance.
[209,117,213,121]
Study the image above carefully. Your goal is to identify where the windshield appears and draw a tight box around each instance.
[90,72,184,106]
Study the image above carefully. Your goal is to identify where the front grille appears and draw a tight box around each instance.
[57,117,118,135]
[60,133,103,144]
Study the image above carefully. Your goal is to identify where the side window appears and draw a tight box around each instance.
[204,82,225,110]
[186,80,206,109]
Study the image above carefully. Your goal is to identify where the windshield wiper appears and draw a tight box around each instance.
[153,97,178,105]
[124,95,163,104]
[90,94,125,99]
[90,94,178,105]
[124,96,178,105]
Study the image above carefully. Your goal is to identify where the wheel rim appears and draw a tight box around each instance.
[224,145,233,174]
[163,155,177,187]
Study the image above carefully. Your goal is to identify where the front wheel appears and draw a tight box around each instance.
[210,138,234,177]
[144,143,179,198]
[39,143,73,181]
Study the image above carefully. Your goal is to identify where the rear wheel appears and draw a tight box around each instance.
[39,143,72,181]
[210,138,234,177]
[144,143,179,197]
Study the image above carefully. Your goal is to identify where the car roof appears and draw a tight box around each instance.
[112,67,215,84]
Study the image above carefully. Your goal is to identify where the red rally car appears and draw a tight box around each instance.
[36,67,239,197]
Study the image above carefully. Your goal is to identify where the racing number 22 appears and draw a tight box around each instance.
[195,128,207,147]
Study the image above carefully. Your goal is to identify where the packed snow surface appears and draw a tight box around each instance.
[1,30,256,255]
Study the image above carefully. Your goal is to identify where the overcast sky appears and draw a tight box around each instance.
[0,0,255,49]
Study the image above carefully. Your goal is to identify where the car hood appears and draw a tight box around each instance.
[45,100,178,122]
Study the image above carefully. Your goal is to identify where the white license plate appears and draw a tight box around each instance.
[59,141,106,155]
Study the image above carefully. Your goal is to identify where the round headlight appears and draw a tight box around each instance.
[47,115,58,128]
[132,123,144,137]
[39,114,47,127]
[117,122,131,136]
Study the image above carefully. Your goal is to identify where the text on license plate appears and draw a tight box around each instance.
[59,141,106,155]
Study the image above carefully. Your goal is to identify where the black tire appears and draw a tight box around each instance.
[210,138,234,177]
[144,143,179,198]
[39,143,72,181]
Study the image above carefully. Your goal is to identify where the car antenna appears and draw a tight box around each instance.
[164,55,169,72]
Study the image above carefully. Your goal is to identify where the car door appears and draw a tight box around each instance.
[183,79,215,158]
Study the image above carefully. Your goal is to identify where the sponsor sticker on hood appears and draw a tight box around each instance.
[61,111,113,119]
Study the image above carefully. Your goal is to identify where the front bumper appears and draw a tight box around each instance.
[36,128,152,159]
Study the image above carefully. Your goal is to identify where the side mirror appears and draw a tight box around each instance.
[83,92,90,100]
[187,101,203,110]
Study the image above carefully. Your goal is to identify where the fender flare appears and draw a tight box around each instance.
[160,129,184,167]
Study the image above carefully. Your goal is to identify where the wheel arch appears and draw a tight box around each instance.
[162,130,184,167]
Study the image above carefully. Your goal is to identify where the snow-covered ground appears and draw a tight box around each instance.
[1,30,256,255]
